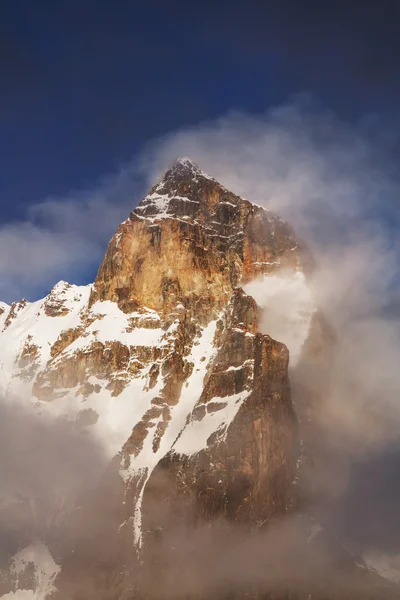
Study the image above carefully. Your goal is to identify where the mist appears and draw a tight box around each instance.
[136,100,400,581]
[0,397,107,576]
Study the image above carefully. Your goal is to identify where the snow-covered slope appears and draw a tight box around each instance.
[0,282,91,399]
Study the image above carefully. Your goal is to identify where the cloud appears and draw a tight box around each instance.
[0,167,145,303]
[142,99,398,234]
[0,398,107,565]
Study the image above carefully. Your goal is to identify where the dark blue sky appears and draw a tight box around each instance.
[2,0,400,223]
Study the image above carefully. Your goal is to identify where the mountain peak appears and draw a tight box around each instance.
[175,156,198,169]
[92,157,300,315]
[129,158,222,223]
[162,156,214,183]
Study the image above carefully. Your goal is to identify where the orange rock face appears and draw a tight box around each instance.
[91,159,301,318]
[142,287,297,531]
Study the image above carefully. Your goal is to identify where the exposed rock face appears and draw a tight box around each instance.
[0,160,393,599]
[91,158,301,317]
[144,289,295,528]
[136,290,297,598]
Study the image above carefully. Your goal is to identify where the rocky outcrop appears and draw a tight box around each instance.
[3,299,28,329]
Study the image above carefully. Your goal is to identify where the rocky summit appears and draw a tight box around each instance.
[0,160,396,599]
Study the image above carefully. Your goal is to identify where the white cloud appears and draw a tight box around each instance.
[0,167,144,302]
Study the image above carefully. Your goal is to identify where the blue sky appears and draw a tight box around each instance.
[1,0,400,301]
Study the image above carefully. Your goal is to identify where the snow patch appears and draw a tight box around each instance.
[363,550,400,584]
[1,541,61,600]
[0,591,35,599]
[135,191,200,221]
[307,521,323,544]
[173,391,249,456]
[86,301,163,348]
